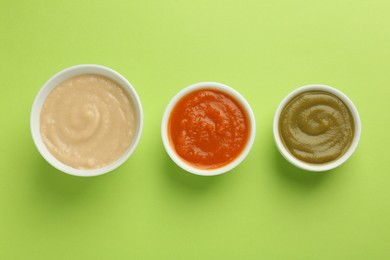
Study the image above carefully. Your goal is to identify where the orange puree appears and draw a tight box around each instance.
[169,89,249,169]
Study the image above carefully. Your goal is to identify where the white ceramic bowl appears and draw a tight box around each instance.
[273,84,361,172]
[161,82,256,176]
[30,64,143,177]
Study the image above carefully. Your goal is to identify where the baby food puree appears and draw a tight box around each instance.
[168,89,249,169]
[279,91,354,164]
[40,74,136,169]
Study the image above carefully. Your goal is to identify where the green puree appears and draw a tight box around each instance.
[279,91,354,164]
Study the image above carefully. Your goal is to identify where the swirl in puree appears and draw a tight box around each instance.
[40,74,136,169]
[279,91,354,164]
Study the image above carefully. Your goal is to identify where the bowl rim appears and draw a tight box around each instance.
[161,82,256,176]
[273,84,361,172]
[30,64,144,177]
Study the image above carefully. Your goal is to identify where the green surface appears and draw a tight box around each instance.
[1,0,389,259]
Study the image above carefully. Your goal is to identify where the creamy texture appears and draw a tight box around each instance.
[279,91,354,164]
[40,74,136,169]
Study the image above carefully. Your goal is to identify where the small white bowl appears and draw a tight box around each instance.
[30,64,143,177]
[161,82,256,176]
[273,84,361,172]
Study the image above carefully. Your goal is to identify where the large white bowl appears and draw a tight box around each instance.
[161,82,256,176]
[273,84,361,172]
[30,64,143,177]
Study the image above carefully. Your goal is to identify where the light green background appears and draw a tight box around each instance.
[1,0,389,259]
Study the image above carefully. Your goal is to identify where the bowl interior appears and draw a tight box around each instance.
[31,64,143,176]
[273,84,361,172]
[161,82,256,176]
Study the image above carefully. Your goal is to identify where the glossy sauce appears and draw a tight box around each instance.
[279,91,354,164]
[169,89,249,169]
[40,74,136,169]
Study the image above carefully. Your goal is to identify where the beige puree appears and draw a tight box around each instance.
[40,74,136,169]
